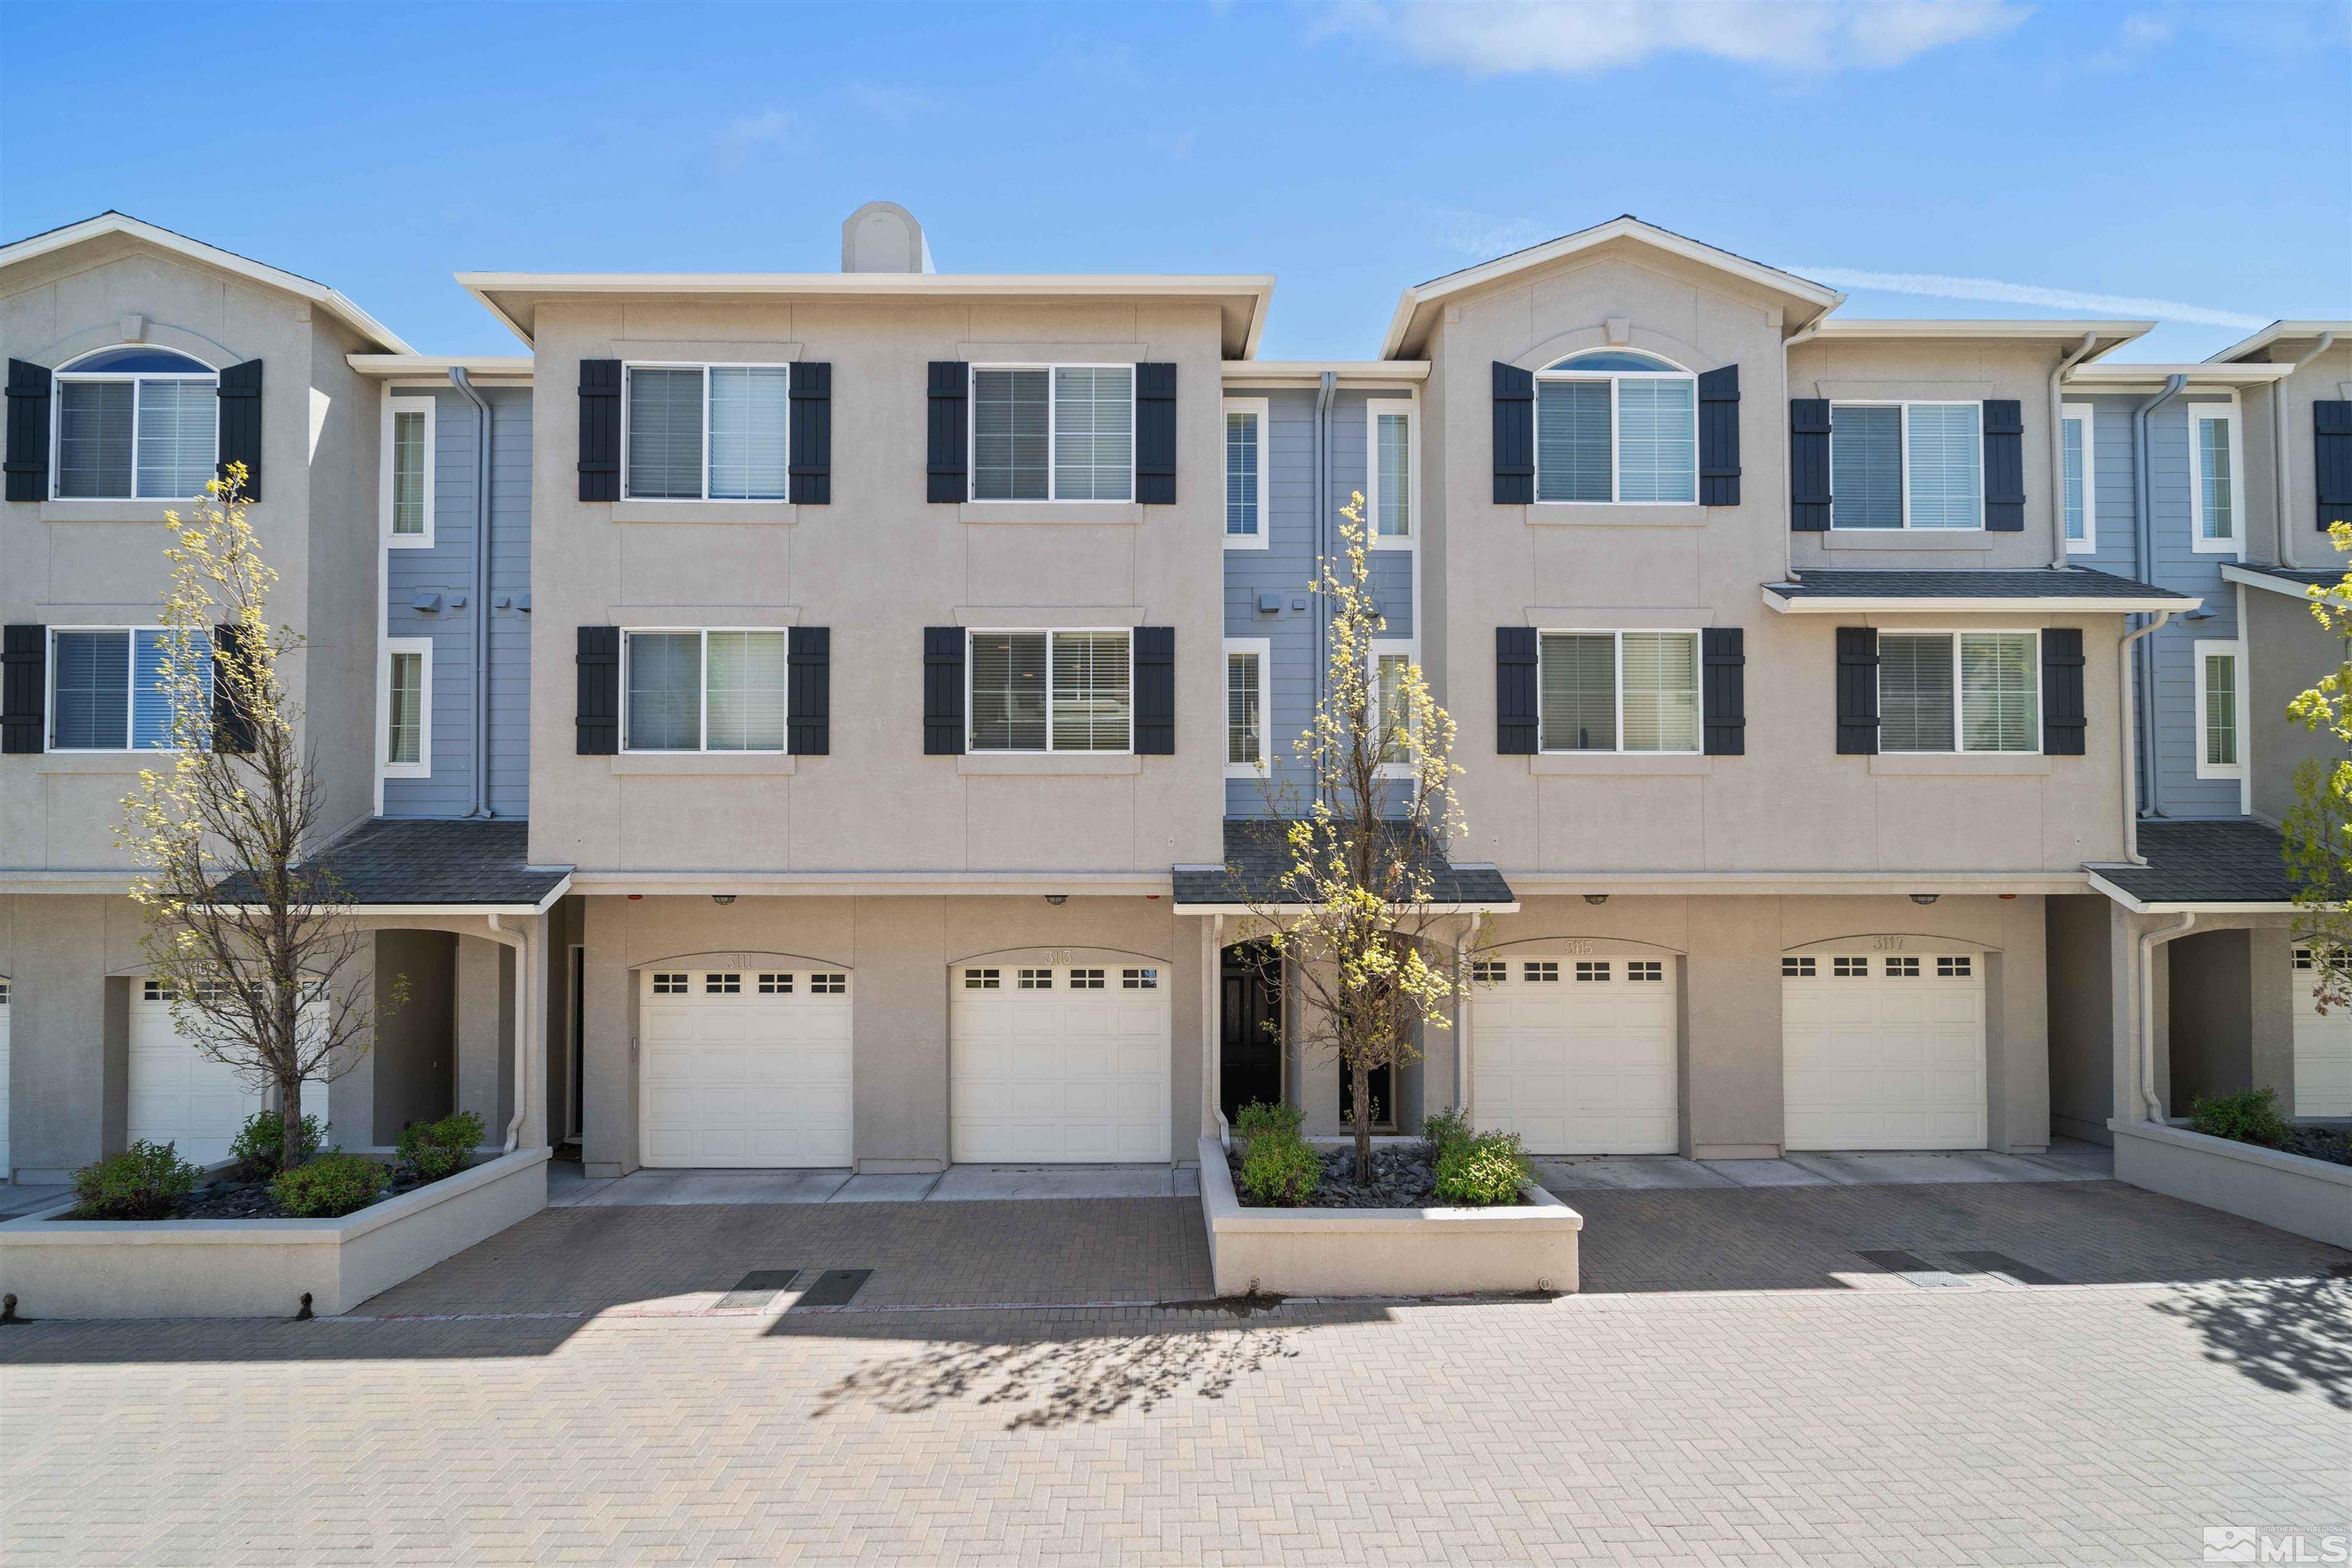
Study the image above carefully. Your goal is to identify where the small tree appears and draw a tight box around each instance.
[2283,521,2352,1013]
[1240,495,1465,1183]
[119,467,390,1175]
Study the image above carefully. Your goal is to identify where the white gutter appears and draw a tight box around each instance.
[2050,332,2102,567]
[2136,912,2197,1122]
[485,911,532,1155]
[2118,610,2174,865]
[449,368,495,819]
[1761,587,2196,616]
[2275,332,2336,570]
[1781,318,1827,583]
[2132,376,2189,818]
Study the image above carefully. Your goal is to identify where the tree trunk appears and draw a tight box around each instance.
[280,1073,304,1174]
[1352,1061,1373,1184]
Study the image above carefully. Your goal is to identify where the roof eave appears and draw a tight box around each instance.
[1762,587,2201,615]
[2205,320,2352,364]
[2082,871,2298,915]
[1810,319,2156,348]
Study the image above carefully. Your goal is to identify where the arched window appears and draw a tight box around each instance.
[1535,348,1697,504]
[52,345,219,501]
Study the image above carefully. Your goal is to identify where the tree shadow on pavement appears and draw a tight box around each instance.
[2153,1268,2352,1412]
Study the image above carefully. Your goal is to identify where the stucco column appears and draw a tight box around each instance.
[324,942,376,1152]
[518,913,550,1152]
[1992,894,2050,1153]
[1682,897,1782,1159]
[2248,923,2297,1117]
[11,897,116,1181]
[452,935,511,1139]
[579,896,636,1180]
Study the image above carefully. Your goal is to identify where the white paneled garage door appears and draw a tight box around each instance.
[1470,954,1678,1155]
[0,980,11,1177]
[2290,947,2352,1117]
[952,962,1170,1163]
[639,968,853,1168]
[128,980,328,1167]
[1782,950,1986,1150]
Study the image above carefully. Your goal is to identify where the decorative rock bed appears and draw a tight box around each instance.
[1222,1141,1442,1208]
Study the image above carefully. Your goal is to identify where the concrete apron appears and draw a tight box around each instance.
[550,1163,1204,1207]
[1534,1145,2115,1193]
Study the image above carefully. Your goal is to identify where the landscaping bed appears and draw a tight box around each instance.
[2280,1125,2350,1167]
[1222,1141,1439,1208]
[158,1164,456,1220]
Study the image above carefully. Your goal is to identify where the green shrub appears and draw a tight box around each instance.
[396,1110,486,1184]
[1239,1132,1322,1206]
[1421,1106,1472,1160]
[70,1141,201,1220]
[271,1152,387,1218]
[228,1109,325,1181]
[1233,1100,1303,1142]
[1435,1131,1531,1207]
[2188,1086,2296,1150]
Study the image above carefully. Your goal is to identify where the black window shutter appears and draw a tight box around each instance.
[1697,365,1741,507]
[1,623,45,754]
[578,360,622,502]
[788,626,830,755]
[215,359,263,501]
[2041,628,2086,756]
[2318,401,2352,531]
[1702,627,1746,756]
[210,622,255,754]
[1496,626,1538,754]
[1836,626,1880,754]
[5,359,51,503]
[927,362,969,504]
[789,362,831,505]
[576,626,619,755]
[1982,399,2026,531]
[1133,626,1174,753]
[1790,399,1831,531]
[1492,363,1534,505]
[1135,363,1176,505]
[923,626,965,753]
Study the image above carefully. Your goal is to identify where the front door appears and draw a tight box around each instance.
[1340,1063,1394,1130]
[1220,942,1282,1119]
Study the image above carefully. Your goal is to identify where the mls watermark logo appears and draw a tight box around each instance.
[2206,1527,2352,1563]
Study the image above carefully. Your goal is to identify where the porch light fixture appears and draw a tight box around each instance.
[1909,893,1939,906]
[711,894,737,906]
[1583,894,1609,905]
[1045,894,1069,906]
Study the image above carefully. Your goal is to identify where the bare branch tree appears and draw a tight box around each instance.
[2282,522,2352,1012]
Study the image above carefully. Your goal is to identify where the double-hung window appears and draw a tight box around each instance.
[2061,403,2095,553]
[2194,640,2245,779]
[1368,401,1416,542]
[1534,351,1697,505]
[1831,401,1982,530]
[1223,397,1268,546]
[381,638,431,777]
[968,630,1131,753]
[1372,642,1418,766]
[1224,638,1269,775]
[383,395,436,547]
[1537,630,1700,754]
[624,364,790,500]
[622,629,789,752]
[49,627,214,751]
[2188,402,2242,554]
[1878,632,2039,753]
[51,346,218,501]
[972,365,1133,501]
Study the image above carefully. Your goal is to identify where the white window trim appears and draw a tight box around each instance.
[1365,397,1419,550]
[2192,638,2246,782]
[1535,628,1705,756]
[968,363,1137,504]
[378,637,433,781]
[1370,637,1420,779]
[44,625,210,753]
[2187,397,2245,557]
[619,362,792,503]
[381,394,436,549]
[965,627,1135,755]
[1877,627,2043,756]
[1532,352,1699,507]
[619,627,792,754]
[1223,635,1272,778]
[2061,402,2096,554]
[1828,400,1985,533]
[49,346,221,502]
[1221,396,1270,549]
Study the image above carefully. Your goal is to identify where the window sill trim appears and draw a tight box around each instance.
[958,753,1142,776]
[34,753,172,773]
[381,763,433,781]
[1868,753,2050,776]
[1530,753,1710,776]
[385,533,436,550]
[1223,763,1269,781]
[36,501,184,525]
[1222,533,1270,551]
[1523,504,1705,528]
[610,753,800,776]
[958,502,1144,526]
[609,501,799,526]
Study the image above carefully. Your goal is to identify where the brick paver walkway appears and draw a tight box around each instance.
[5,1181,2347,1566]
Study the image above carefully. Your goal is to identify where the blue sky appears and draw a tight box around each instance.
[4,1,2346,361]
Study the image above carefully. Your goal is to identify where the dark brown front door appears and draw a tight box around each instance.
[1340,1063,1393,1130]
[1220,941,1282,1119]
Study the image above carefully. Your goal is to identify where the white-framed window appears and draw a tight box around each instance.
[47,626,214,752]
[970,364,1133,502]
[621,629,789,753]
[622,362,791,501]
[2061,402,2095,554]
[1222,396,1269,547]
[1537,629,1701,754]
[2187,400,2243,555]
[2194,639,2246,780]
[381,394,436,547]
[1830,400,1983,531]
[967,629,1132,753]
[1366,398,1416,544]
[379,636,432,779]
[1878,630,2040,754]
[1224,636,1270,777]
[51,345,220,501]
[1371,638,1419,771]
[1534,349,1697,505]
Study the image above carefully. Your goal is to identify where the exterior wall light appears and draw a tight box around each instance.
[1909,893,1939,906]
[1583,893,1609,905]
[712,894,737,906]
[1046,894,1069,906]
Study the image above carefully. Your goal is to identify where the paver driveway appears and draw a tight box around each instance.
[4,1179,2347,1566]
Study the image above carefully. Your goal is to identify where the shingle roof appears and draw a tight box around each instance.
[1172,819,1514,908]
[2091,819,2295,906]
[2231,564,2345,590]
[1766,567,2191,603]
[212,818,570,907]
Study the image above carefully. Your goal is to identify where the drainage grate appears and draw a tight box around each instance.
[1947,1250,2064,1286]
[716,1269,801,1310]
[789,1269,873,1309]
[1856,1249,1971,1289]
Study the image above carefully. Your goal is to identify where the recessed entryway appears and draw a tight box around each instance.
[639,966,853,1168]
[1469,952,1678,1154]
[950,959,1171,1163]
[1782,947,1987,1150]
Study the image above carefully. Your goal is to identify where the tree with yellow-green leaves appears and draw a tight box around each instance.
[2282,521,2352,1013]
[119,466,393,1177]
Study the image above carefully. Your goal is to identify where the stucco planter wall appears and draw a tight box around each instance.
[2110,1119,2352,1250]
[1197,1137,1581,1296]
[0,1148,549,1320]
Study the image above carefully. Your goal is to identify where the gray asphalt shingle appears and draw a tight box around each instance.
[1767,567,2190,602]
[212,818,569,906]
[2091,818,2295,905]
[1172,818,1513,906]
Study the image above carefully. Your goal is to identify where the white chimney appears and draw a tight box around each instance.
[841,201,933,274]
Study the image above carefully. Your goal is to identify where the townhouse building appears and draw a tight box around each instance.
[1,207,2342,1191]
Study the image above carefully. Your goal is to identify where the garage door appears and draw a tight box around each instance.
[1782,950,1986,1150]
[952,962,1170,1162]
[1469,954,1678,1154]
[128,980,329,1167]
[639,968,852,1168]
[2291,947,2352,1117]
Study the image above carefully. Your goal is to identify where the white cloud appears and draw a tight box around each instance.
[714,108,798,172]
[1335,0,2030,76]
[1795,266,2268,330]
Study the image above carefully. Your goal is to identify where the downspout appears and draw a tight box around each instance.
[2136,911,2196,1122]
[1453,909,1484,1115]
[449,368,494,819]
[2050,332,2102,568]
[2117,610,2173,864]
[1780,318,1827,583]
[487,911,532,1155]
[1314,371,1338,802]
[2132,374,2188,818]
[2275,332,2335,570]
